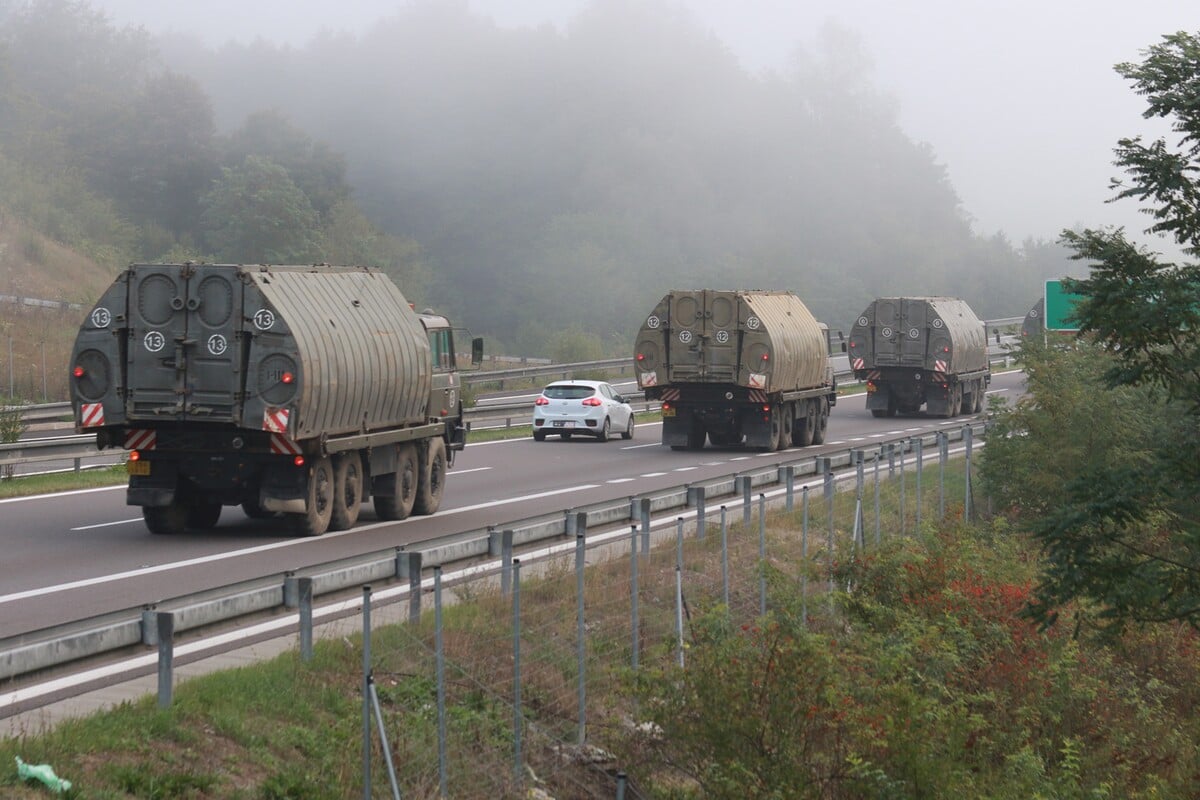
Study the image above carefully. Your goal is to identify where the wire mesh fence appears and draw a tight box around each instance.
[350,432,981,798]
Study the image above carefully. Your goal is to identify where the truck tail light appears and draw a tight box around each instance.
[72,365,85,378]
[281,372,295,384]
[129,449,141,461]
[293,455,305,467]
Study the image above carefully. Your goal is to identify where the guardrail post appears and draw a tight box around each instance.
[736,475,751,529]
[398,551,423,623]
[687,485,706,539]
[156,611,174,709]
[938,431,948,520]
[284,574,314,661]
[565,508,577,536]
[782,465,795,511]
[887,443,896,478]
[575,531,587,745]
[639,497,651,555]
[140,605,159,645]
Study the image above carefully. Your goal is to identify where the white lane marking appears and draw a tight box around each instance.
[641,472,668,477]
[3,483,602,606]
[607,478,637,484]
[730,456,752,461]
[71,518,142,531]
[673,466,698,472]
[449,466,492,475]
[621,443,659,450]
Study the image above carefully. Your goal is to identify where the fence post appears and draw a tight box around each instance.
[362,585,372,800]
[675,521,685,668]
[630,526,639,670]
[938,431,948,520]
[758,493,767,616]
[899,442,907,536]
[512,560,523,787]
[873,450,881,545]
[801,486,809,625]
[915,437,924,530]
[964,425,974,521]
[821,457,834,592]
[575,531,587,745]
[720,506,730,610]
[156,611,174,709]
[435,568,448,797]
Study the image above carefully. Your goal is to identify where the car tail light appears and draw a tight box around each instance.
[582,397,602,406]
[535,396,550,405]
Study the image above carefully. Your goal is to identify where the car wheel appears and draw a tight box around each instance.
[597,417,610,442]
[621,414,634,440]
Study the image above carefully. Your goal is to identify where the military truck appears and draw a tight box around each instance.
[69,263,482,536]
[847,296,989,418]
[634,289,837,450]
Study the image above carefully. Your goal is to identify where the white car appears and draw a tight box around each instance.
[532,380,635,442]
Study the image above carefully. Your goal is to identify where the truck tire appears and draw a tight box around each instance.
[374,443,418,521]
[775,407,790,451]
[186,500,222,530]
[812,399,829,445]
[974,386,984,413]
[414,438,447,515]
[144,500,188,535]
[241,497,278,520]
[686,418,706,450]
[290,455,334,536]
[329,452,363,531]
[795,400,816,447]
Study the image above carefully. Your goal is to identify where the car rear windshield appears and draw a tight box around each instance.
[543,386,597,399]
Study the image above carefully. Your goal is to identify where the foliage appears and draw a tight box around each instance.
[199,155,323,264]
[1036,30,1200,630]
[627,526,1200,798]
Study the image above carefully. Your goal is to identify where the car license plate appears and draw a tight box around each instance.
[127,460,151,476]
[662,408,675,417]
[553,420,575,428]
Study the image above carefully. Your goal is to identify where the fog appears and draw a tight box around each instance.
[91,0,1198,248]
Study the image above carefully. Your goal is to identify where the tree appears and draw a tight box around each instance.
[996,31,1200,630]
[199,155,322,264]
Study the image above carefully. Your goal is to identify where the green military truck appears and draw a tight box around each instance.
[848,296,989,418]
[69,263,482,536]
[633,289,837,451]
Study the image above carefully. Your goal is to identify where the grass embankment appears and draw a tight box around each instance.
[3,460,1197,799]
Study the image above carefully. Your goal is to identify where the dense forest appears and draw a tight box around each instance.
[0,0,1070,358]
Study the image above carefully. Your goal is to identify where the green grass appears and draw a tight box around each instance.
[0,463,127,499]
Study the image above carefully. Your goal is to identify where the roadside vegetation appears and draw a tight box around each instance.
[3,453,1198,798]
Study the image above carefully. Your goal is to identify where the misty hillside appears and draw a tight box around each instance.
[0,0,1067,357]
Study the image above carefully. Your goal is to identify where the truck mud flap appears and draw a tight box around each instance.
[127,487,176,507]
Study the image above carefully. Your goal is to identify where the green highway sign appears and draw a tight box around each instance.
[1044,279,1084,331]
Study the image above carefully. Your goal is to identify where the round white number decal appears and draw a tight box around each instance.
[144,331,166,353]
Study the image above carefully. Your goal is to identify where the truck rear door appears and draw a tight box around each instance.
[899,299,929,366]
[125,264,243,421]
[872,299,901,365]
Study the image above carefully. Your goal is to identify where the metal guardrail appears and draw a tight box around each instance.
[0,421,988,689]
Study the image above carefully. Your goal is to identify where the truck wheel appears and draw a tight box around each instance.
[812,399,829,445]
[144,500,188,535]
[796,401,816,447]
[329,452,363,531]
[974,386,984,413]
[374,443,418,521]
[290,455,334,536]
[186,500,222,530]
[414,438,447,515]
[686,419,706,450]
[776,408,791,451]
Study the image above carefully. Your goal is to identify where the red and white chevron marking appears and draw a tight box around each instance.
[263,407,290,433]
[80,402,104,427]
[932,372,947,383]
[124,429,156,450]
[934,360,948,373]
[748,389,767,404]
[660,388,680,402]
[270,433,302,455]
[868,370,881,381]
[852,357,865,370]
